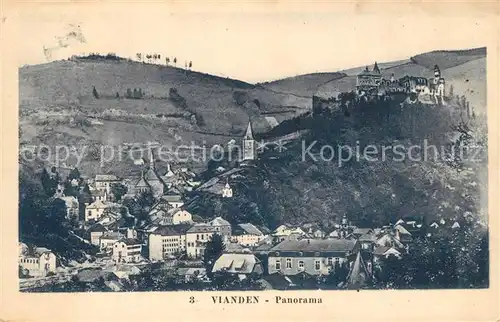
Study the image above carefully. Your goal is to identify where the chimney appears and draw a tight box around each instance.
[307,239,310,244]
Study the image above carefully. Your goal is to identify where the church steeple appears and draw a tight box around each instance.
[373,62,380,74]
[244,121,254,140]
[149,147,155,170]
[242,120,256,162]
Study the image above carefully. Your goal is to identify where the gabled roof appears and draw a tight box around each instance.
[236,223,263,236]
[87,200,109,209]
[270,239,356,253]
[118,238,142,246]
[187,223,217,233]
[135,176,150,188]
[144,167,162,182]
[163,195,183,203]
[210,216,231,227]
[152,224,193,236]
[212,253,260,274]
[101,231,124,240]
[346,251,370,289]
[244,121,254,140]
[89,224,107,233]
[95,174,120,181]
[394,224,412,236]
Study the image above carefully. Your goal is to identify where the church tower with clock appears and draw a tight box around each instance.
[241,121,256,163]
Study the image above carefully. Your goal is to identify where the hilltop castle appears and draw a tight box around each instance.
[355,62,446,101]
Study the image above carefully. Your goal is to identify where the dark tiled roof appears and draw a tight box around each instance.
[235,223,263,236]
[119,238,142,246]
[270,239,356,253]
[153,224,193,236]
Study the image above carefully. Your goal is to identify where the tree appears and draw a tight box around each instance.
[92,86,99,99]
[51,198,68,222]
[189,61,192,70]
[136,53,142,61]
[41,168,57,196]
[203,233,226,277]
[110,183,128,202]
[68,168,81,181]
[166,57,170,66]
[173,57,177,66]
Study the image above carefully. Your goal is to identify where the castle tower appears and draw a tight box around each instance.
[242,121,256,162]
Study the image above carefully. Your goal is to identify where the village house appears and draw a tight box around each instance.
[212,253,264,277]
[268,239,358,276]
[232,223,265,247]
[148,224,191,261]
[94,189,112,202]
[112,238,143,263]
[167,209,193,225]
[18,243,57,277]
[162,194,184,208]
[100,231,124,251]
[85,199,109,222]
[95,174,121,193]
[176,267,207,283]
[186,223,217,258]
[89,224,107,246]
[209,217,232,240]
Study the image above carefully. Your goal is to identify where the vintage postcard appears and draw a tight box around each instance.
[1,2,499,322]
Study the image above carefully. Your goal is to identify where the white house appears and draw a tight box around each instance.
[100,231,124,251]
[186,223,217,259]
[18,244,57,277]
[209,217,232,240]
[112,238,143,263]
[168,208,193,225]
[148,224,191,261]
[232,223,264,247]
[94,174,121,193]
[89,224,107,246]
[85,200,109,222]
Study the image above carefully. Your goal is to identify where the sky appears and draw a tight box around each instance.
[13,4,494,83]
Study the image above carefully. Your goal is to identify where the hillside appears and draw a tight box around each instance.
[257,72,346,97]
[260,47,486,114]
[187,97,487,231]
[19,57,311,176]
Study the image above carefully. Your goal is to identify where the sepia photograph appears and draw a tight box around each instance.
[1,2,499,321]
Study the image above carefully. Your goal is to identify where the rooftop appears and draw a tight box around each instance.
[210,216,231,227]
[270,239,356,253]
[235,223,263,236]
[153,224,193,236]
[187,223,217,234]
[212,253,260,274]
[95,174,120,181]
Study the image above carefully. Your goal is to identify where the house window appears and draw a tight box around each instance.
[275,260,281,270]
[327,258,333,266]
[335,258,340,265]
[298,260,304,270]
[201,234,204,240]
[196,234,199,240]
[286,258,292,269]
[315,260,321,270]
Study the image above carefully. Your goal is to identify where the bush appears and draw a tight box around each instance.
[92,86,99,99]
[232,90,250,106]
